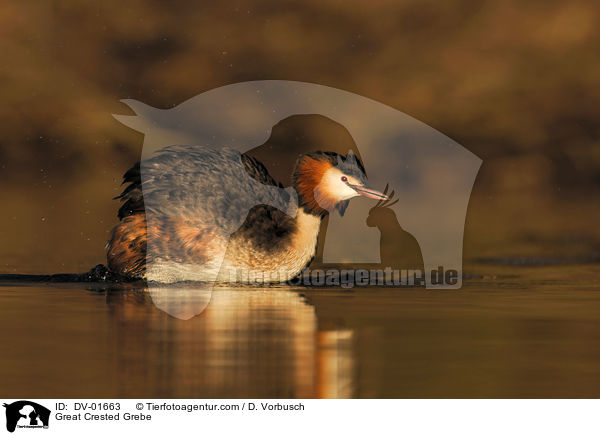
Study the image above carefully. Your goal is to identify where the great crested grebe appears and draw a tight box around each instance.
[107,145,387,283]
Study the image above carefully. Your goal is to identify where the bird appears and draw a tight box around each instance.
[106,145,388,284]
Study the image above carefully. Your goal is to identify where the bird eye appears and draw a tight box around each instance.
[341,176,348,182]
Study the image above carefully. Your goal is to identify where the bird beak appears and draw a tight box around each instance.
[348,184,389,200]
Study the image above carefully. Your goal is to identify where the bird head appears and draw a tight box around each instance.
[292,150,388,216]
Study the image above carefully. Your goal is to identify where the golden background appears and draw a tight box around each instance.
[0,0,599,272]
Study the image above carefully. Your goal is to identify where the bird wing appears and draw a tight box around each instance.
[138,145,298,235]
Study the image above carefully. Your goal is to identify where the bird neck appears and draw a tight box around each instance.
[292,155,335,217]
[295,190,329,217]
[290,207,323,255]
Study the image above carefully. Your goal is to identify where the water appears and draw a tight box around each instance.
[1,263,599,398]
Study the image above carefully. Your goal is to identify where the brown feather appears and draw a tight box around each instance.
[292,154,337,216]
[106,213,212,278]
[106,214,147,278]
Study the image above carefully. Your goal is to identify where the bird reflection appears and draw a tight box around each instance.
[366,187,425,279]
[104,287,354,398]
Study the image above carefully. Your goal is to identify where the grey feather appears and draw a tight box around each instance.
[140,145,298,236]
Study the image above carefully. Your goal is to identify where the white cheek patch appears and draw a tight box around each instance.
[321,168,360,200]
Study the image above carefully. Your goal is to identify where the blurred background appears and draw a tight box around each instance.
[2,0,600,399]
[1,0,599,273]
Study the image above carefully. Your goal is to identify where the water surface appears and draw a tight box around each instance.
[1,263,599,398]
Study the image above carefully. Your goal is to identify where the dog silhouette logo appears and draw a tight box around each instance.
[112,80,481,317]
[3,401,50,433]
